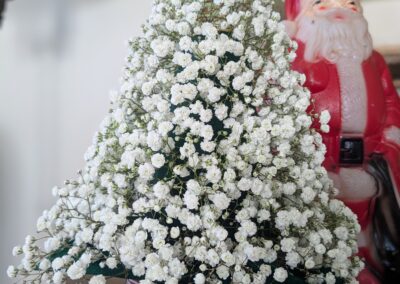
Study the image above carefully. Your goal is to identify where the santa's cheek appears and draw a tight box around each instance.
[312,6,328,14]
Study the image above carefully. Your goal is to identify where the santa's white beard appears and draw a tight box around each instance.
[295,9,373,63]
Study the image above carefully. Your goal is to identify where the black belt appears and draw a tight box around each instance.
[340,137,364,165]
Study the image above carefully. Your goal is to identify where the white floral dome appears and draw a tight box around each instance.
[8,0,363,283]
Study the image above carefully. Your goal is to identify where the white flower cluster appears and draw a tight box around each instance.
[9,0,363,283]
[319,109,331,133]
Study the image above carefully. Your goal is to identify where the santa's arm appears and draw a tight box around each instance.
[376,51,400,147]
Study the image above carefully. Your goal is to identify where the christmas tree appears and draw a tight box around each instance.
[8,0,363,283]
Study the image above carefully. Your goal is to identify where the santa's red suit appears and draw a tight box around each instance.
[285,0,400,283]
[293,41,400,284]
[292,41,400,201]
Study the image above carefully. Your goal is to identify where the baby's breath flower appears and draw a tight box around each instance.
[9,1,362,283]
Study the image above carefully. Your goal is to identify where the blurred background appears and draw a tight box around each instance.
[0,0,399,283]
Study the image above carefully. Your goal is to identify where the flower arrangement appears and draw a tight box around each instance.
[8,0,363,283]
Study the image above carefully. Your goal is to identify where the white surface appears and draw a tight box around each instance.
[0,1,151,283]
[363,0,400,47]
[385,126,400,145]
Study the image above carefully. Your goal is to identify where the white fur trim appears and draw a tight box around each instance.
[329,168,377,200]
[337,58,368,134]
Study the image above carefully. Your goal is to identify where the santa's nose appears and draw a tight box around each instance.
[330,1,343,8]
[319,0,346,10]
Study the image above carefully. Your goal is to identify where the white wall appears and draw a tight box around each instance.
[0,1,151,283]
[363,0,400,47]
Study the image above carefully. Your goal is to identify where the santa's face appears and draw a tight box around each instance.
[301,0,363,19]
[294,0,373,63]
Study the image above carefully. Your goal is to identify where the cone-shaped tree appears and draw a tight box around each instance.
[8,0,363,283]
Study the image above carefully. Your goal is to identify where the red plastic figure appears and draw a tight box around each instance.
[285,0,400,282]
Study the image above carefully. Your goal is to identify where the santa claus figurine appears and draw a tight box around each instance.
[284,0,400,283]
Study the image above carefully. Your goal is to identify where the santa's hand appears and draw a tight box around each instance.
[385,126,400,146]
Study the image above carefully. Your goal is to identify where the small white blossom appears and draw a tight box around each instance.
[208,87,225,103]
[216,265,230,280]
[305,258,315,269]
[52,258,65,271]
[138,163,155,181]
[320,110,331,124]
[273,267,288,283]
[89,275,106,284]
[301,187,316,204]
[194,273,206,284]
[201,22,218,39]
[184,191,199,210]
[12,246,22,256]
[105,257,117,269]
[53,271,64,284]
[44,238,61,253]
[7,266,17,278]
[205,166,222,184]
[151,153,166,168]
[280,238,296,253]
[334,227,349,241]
[151,37,174,58]
[67,262,86,280]
[170,227,180,239]
[210,192,231,210]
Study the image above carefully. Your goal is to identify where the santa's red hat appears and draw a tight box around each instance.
[285,0,302,21]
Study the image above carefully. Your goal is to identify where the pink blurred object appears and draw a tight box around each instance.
[126,280,139,284]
